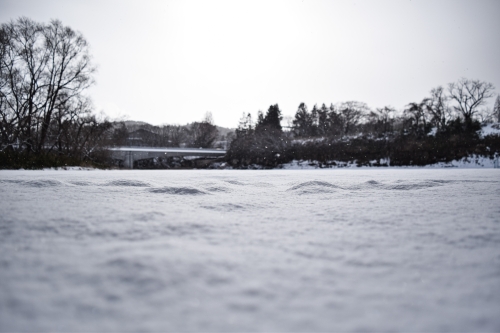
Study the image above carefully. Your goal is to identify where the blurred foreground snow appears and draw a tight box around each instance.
[0,169,499,332]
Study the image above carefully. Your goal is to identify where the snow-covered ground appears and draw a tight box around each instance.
[1,169,499,332]
[282,155,500,169]
[479,123,500,137]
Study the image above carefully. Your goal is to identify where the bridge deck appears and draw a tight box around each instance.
[109,147,226,154]
[109,147,226,168]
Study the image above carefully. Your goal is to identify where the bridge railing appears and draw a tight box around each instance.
[108,146,227,169]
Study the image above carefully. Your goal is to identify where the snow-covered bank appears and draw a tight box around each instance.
[6,153,500,171]
[281,155,500,169]
[1,169,499,332]
[479,123,500,137]
[43,166,99,171]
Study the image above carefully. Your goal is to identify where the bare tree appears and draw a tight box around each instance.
[189,112,218,148]
[111,122,129,146]
[404,99,432,137]
[0,28,8,147]
[0,18,46,151]
[475,107,496,124]
[448,78,495,123]
[37,19,96,152]
[427,86,452,131]
[338,101,368,136]
[368,106,395,136]
[495,94,500,123]
[0,17,96,153]
[166,125,187,147]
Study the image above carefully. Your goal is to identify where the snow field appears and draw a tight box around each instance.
[0,169,499,332]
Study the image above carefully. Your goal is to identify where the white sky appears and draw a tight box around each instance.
[1,0,499,128]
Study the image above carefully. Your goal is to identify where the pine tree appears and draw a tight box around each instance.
[327,104,342,137]
[310,105,319,137]
[292,103,312,137]
[256,104,283,134]
[236,113,253,138]
[317,104,329,136]
[256,111,264,126]
[264,104,283,131]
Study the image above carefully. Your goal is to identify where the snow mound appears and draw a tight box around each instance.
[149,186,208,195]
[286,179,445,192]
[68,180,95,186]
[203,185,233,193]
[288,180,341,194]
[385,181,443,190]
[224,179,247,185]
[21,179,63,187]
[105,180,151,187]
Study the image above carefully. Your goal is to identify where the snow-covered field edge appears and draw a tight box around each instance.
[8,155,500,171]
[6,155,500,171]
[280,154,500,169]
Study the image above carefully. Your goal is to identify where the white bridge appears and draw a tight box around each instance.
[109,147,227,169]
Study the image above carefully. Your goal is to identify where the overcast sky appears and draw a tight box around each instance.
[1,0,499,128]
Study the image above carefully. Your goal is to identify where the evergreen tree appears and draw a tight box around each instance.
[256,104,282,134]
[327,104,342,137]
[236,113,253,138]
[264,104,283,131]
[310,105,319,136]
[256,110,264,126]
[292,103,312,137]
[317,104,329,136]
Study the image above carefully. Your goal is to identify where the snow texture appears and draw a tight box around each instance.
[1,169,500,332]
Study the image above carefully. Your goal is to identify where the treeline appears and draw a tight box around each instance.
[227,80,500,168]
[0,18,113,168]
[111,113,228,149]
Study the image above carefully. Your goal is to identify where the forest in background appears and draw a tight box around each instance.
[1,18,500,169]
[227,83,500,168]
